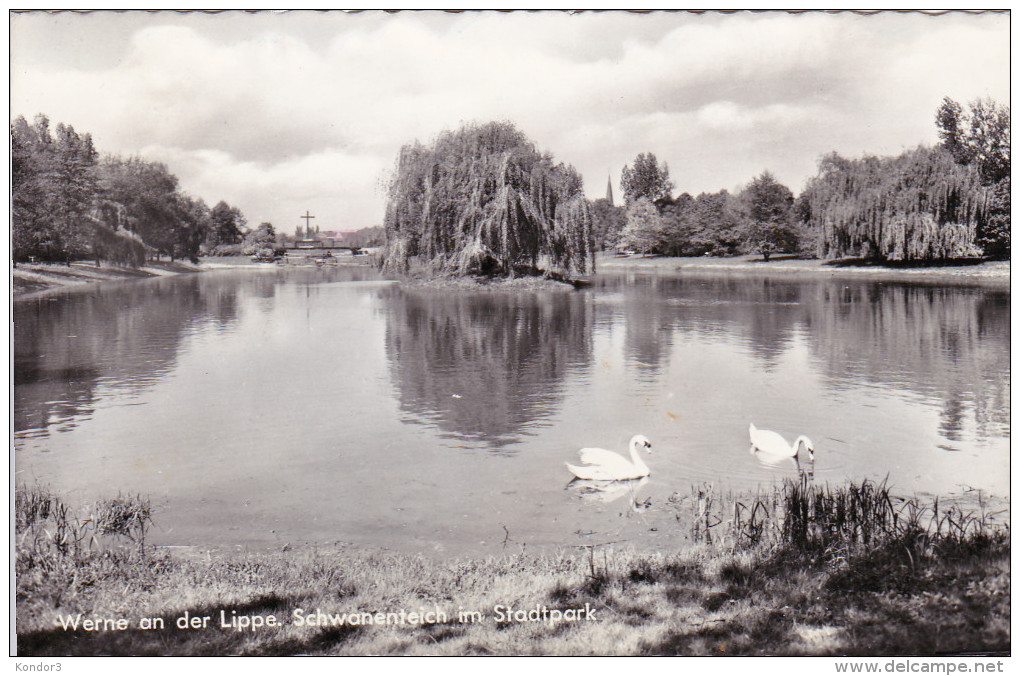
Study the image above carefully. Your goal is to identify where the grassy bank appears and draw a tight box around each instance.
[12,253,1009,299]
[12,260,203,297]
[11,252,381,298]
[391,253,1011,291]
[597,253,1010,287]
[15,481,1009,656]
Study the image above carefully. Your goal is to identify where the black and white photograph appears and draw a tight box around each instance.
[10,9,1010,660]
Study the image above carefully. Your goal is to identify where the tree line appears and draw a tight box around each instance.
[597,96,1009,262]
[12,114,249,266]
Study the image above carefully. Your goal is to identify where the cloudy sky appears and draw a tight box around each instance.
[10,10,1010,234]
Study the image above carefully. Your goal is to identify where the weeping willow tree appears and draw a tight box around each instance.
[85,201,150,267]
[804,147,991,261]
[382,121,595,276]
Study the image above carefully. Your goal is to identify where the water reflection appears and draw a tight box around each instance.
[750,448,816,483]
[13,272,279,439]
[382,287,593,449]
[596,275,808,375]
[750,447,800,470]
[566,477,650,505]
[616,275,673,374]
[594,274,1010,445]
[11,267,1010,553]
[806,282,1010,442]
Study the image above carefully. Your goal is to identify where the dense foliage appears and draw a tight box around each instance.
[936,97,1010,185]
[661,190,744,256]
[13,115,106,264]
[382,121,595,276]
[590,198,626,250]
[618,198,665,253]
[937,96,1010,259]
[241,222,280,256]
[619,186,776,257]
[12,114,244,266]
[98,156,210,263]
[620,152,674,205]
[613,147,805,257]
[206,201,246,250]
[804,147,991,261]
[800,97,1009,261]
[977,177,1010,259]
[610,97,1008,262]
[736,172,798,260]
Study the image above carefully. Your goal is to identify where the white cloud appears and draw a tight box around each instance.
[10,11,1010,233]
[694,101,820,132]
[141,144,390,229]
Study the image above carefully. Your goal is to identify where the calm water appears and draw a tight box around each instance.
[13,267,1010,556]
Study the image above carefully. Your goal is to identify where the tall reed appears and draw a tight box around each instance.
[671,478,1007,564]
[16,485,154,566]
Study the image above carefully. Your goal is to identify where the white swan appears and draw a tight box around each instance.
[749,423,814,462]
[566,435,652,481]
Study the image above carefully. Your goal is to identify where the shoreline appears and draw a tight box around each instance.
[11,254,1010,298]
[12,260,205,298]
[596,253,1011,287]
[15,480,1009,656]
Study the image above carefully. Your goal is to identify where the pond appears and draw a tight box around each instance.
[13,266,1010,557]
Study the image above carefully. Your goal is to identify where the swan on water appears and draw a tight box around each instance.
[566,434,652,481]
[748,423,814,463]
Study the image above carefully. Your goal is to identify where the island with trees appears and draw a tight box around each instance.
[380,121,596,282]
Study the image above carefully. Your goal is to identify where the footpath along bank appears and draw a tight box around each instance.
[12,260,203,297]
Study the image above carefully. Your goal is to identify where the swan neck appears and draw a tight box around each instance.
[629,438,642,463]
[630,438,648,471]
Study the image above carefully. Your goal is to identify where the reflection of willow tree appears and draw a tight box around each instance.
[383,288,592,448]
[806,282,1009,440]
[12,273,274,437]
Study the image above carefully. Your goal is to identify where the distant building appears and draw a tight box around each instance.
[290,230,361,249]
[606,175,614,206]
[323,230,362,244]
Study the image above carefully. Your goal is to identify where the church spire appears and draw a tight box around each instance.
[606,174,614,206]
